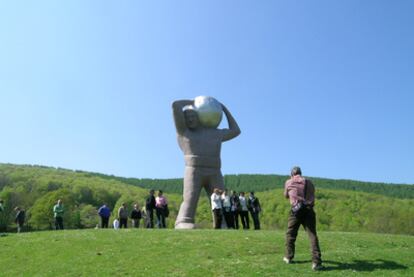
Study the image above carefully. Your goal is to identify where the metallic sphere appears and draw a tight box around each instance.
[194,96,223,128]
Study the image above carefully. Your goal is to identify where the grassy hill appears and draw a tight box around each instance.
[0,229,413,276]
[1,163,413,235]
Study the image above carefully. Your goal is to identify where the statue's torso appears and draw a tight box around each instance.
[178,128,224,168]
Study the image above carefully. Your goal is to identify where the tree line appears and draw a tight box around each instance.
[107,173,413,199]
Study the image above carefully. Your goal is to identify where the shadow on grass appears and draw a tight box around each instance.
[322,259,408,272]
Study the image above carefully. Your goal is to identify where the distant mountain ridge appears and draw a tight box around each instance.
[67,166,413,199]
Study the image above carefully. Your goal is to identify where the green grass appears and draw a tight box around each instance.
[1,229,413,276]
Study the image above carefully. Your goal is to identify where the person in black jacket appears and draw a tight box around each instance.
[248,192,261,230]
[230,191,240,229]
[145,189,156,228]
[130,203,142,228]
[14,206,25,233]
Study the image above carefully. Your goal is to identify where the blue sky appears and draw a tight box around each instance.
[0,1,413,184]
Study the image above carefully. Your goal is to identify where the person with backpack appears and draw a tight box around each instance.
[283,166,323,271]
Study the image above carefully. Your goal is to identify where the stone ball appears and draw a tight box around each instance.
[194,96,223,128]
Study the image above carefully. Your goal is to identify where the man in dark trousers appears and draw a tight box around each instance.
[130,203,142,228]
[118,203,128,228]
[15,207,25,233]
[283,166,323,271]
[247,191,261,230]
[230,190,240,229]
[145,189,156,228]
[53,199,64,230]
[98,204,111,228]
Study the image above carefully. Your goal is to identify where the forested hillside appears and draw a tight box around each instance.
[83,172,414,199]
[0,163,413,235]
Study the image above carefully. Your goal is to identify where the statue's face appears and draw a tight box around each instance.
[184,110,200,129]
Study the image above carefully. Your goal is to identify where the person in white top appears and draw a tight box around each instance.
[238,192,250,229]
[221,189,234,228]
[211,188,223,229]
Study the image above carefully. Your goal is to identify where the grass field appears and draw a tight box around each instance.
[1,229,413,276]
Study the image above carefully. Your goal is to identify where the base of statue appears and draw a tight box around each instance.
[175,222,196,229]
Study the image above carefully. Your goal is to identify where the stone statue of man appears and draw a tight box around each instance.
[172,97,241,229]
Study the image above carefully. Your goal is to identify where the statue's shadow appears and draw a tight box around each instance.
[294,259,408,272]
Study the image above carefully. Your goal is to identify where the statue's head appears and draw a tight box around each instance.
[183,105,200,129]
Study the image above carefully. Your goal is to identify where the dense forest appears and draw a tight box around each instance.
[0,163,413,235]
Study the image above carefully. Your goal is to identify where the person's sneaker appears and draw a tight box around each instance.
[283,257,292,264]
[312,263,324,271]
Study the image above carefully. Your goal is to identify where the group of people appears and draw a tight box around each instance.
[209,166,323,270]
[210,189,262,230]
[97,189,169,230]
[0,199,26,233]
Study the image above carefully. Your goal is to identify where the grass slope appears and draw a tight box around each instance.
[1,229,413,276]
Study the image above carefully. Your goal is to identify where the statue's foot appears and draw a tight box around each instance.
[175,222,196,229]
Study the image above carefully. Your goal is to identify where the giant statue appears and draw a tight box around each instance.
[172,96,241,229]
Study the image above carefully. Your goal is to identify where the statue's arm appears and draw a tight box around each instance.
[172,99,193,134]
[221,104,241,141]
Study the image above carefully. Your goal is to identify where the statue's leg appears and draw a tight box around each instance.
[205,169,225,195]
[175,167,202,229]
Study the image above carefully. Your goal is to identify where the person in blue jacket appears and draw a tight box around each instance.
[98,204,111,228]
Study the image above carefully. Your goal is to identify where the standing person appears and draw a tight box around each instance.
[230,191,240,229]
[211,188,223,229]
[141,206,149,228]
[155,190,168,228]
[130,203,142,228]
[118,203,128,229]
[221,189,234,228]
[14,207,25,233]
[172,98,241,229]
[238,192,250,229]
[98,204,111,228]
[248,192,262,230]
[0,199,4,235]
[145,189,156,228]
[53,199,64,230]
[283,166,323,271]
